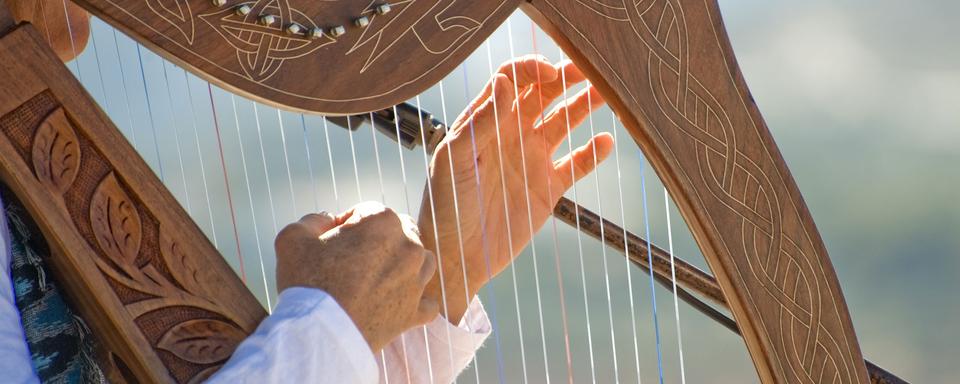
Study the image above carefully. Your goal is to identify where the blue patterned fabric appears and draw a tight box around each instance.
[0,185,105,383]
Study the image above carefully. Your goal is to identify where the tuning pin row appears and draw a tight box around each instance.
[212,1,393,40]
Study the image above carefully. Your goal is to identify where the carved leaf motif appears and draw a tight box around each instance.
[90,173,142,268]
[159,228,209,300]
[32,108,80,194]
[157,319,246,365]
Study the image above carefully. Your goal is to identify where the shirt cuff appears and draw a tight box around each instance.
[276,287,379,382]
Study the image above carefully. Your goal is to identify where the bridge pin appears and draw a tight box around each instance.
[286,23,303,35]
[329,25,347,38]
[354,16,370,28]
[308,27,325,39]
[259,14,276,26]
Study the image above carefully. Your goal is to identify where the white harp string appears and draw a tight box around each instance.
[611,114,644,383]
[585,81,621,382]
[506,18,553,384]
[527,22,577,382]
[664,189,687,383]
[484,40,530,384]
[436,79,483,384]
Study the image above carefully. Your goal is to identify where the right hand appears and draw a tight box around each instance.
[275,201,439,352]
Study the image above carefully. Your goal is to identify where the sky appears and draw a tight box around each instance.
[65,0,957,382]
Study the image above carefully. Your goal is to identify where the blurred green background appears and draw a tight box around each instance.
[66,0,957,382]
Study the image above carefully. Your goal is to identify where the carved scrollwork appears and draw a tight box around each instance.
[31,108,80,195]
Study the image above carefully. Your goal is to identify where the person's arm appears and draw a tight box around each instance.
[378,297,491,384]
[211,202,439,383]
[208,287,379,384]
[0,193,41,383]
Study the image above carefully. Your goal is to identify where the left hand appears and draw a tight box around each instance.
[418,56,614,322]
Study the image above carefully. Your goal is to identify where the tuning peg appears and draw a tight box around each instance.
[259,14,276,26]
[212,0,227,6]
[375,3,392,15]
[329,25,347,38]
[286,23,303,35]
[354,16,370,28]
[235,4,251,15]
[308,27,325,39]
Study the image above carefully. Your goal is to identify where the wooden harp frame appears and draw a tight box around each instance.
[0,0,875,383]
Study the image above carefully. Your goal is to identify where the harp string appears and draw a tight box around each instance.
[133,44,166,180]
[483,39,529,383]
[610,114,644,381]
[300,115,321,212]
[392,103,437,384]
[529,21,576,382]
[504,18,553,384]
[227,93,272,309]
[435,79,483,384]
[412,97,458,377]
[664,189,687,383]
[367,108,418,382]
[159,61,193,215]
[460,62,508,384]
[319,117,340,212]
[585,81,621,381]
[556,55,599,384]
[640,157,665,383]
[181,68,221,251]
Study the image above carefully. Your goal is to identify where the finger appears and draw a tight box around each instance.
[398,214,423,244]
[344,201,391,224]
[554,133,615,191]
[419,250,437,286]
[539,86,606,151]
[452,74,516,150]
[298,212,338,236]
[519,61,587,125]
[414,296,440,325]
[454,56,557,129]
[498,54,559,90]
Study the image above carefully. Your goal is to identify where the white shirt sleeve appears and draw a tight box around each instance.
[211,287,491,384]
[378,297,491,384]
[0,195,41,384]
[208,287,380,384]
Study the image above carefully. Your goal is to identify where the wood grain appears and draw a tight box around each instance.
[68,0,520,115]
[0,22,265,383]
[523,1,869,382]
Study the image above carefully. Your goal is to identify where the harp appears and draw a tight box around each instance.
[0,0,906,383]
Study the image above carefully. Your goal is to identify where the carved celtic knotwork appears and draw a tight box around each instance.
[31,108,80,195]
[199,0,332,82]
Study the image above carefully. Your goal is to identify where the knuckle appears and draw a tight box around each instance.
[275,223,303,244]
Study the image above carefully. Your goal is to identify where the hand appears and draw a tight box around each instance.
[418,56,614,322]
[8,0,90,62]
[276,202,439,352]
